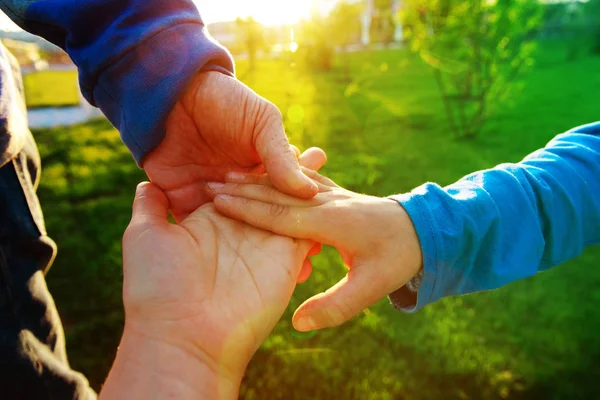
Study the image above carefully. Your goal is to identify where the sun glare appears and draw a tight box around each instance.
[0,11,21,31]
[196,0,331,26]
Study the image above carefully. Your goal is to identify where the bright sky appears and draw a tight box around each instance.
[196,0,338,25]
[0,0,590,31]
[0,1,339,31]
[0,11,19,31]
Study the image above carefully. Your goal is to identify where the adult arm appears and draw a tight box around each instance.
[391,122,600,311]
[1,1,320,218]
[0,0,234,163]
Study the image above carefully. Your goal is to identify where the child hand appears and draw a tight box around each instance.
[205,169,423,332]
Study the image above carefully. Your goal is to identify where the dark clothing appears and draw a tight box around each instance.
[0,45,95,398]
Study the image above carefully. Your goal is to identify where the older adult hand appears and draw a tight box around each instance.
[144,71,320,221]
[100,182,319,400]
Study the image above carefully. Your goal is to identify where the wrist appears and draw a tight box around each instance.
[376,198,423,292]
[101,327,242,400]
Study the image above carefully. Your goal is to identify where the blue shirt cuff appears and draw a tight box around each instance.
[389,191,442,313]
[567,121,600,135]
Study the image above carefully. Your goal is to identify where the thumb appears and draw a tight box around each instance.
[292,261,390,332]
[254,103,318,199]
[130,182,170,227]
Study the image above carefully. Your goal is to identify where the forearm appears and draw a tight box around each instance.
[0,0,234,163]
[101,329,240,400]
[391,122,600,311]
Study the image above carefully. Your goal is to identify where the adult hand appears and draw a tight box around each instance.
[100,183,318,400]
[205,170,423,332]
[143,71,321,221]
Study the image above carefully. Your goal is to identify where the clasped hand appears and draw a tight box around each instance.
[103,179,321,399]
[104,71,422,400]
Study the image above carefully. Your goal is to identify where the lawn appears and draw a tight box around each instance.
[34,42,600,399]
[24,69,81,108]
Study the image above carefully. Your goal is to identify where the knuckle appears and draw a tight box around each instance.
[264,101,283,121]
[268,203,289,218]
[248,174,263,184]
[263,184,280,198]
[326,299,355,327]
[256,102,283,132]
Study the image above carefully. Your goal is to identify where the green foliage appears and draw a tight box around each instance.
[589,0,600,55]
[36,44,600,398]
[373,0,397,45]
[328,1,363,49]
[296,14,336,72]
[296,14,343,71]
[402,0,542,139]
[236,17,265,70]
[24,70,80,108]
[297,1,362,73]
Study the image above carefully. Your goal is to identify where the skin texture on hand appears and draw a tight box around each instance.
[205,169,423,332]
[100,182,316,400]
[143,71,319,222]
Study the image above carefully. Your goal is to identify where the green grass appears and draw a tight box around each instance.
[35,42,600,399]
[24,70,80,108]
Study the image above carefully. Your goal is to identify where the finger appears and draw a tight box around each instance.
[228,147,327,186]
[225,171,272,186]
[254,111,318,199]
[213,194,321,241]
[300,167,340,188]
[224,169,333,193]
[249,145,314,175]
[131,182,170,227]
[291,145,301,159]
[249,144,299,176]
[308,242,323,257]
[207,182,313,207]
[292,262,388,331]
[298,147,327,171]
[297,258,313,284]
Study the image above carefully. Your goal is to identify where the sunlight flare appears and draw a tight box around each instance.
[195,0,334,26]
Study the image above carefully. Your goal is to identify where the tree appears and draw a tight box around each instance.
[373,0,396,45]
[589,0,600,55]
[236,17,265,70]
[326,1,363,79]
[297,1,361,74]
[329,1,363,50]
[402,0,542,139]
[296,14,335,72]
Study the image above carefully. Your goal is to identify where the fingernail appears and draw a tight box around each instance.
[207,182,225,190]
[135,182,146,196]
[305,177,319,194]
[215,194,234,201]
[295,171,318,191]
[296,316,317,332]
[226,172,246,182]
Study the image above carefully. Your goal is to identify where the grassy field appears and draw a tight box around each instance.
[33,42,600,399]
[24,69,81,108]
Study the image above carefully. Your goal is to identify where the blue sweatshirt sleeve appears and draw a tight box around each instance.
[0,0,234,164]
[390,122,600,312]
